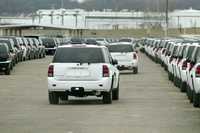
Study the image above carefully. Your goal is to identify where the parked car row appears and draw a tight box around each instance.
[142,37,200,108]
[0,36,46,75]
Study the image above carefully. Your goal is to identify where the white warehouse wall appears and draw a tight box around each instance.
[1,8,200,29]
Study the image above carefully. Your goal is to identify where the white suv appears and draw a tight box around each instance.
[48,44,120,104]
[108,43,138,74]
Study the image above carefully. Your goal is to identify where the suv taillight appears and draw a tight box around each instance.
[182,61,187,70]
[48,65,54,77]
[133,53,137,60]
[195,66,200,77]
[103,65,109,77]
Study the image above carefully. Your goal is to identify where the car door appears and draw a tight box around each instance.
[191,47,200,93]
[104,47,119,89]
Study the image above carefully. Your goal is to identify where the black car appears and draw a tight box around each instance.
[0,43,12,75]
[41,38,57,55]
[0,38,17,66]
[85,39,100,45]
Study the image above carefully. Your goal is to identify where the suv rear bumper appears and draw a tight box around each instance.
[117,60,138,69]
[48,77,112,92]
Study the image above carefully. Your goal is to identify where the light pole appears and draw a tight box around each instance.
[73,11,79,29]
[165,0,169,37]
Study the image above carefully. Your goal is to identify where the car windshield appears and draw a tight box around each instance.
[172,46,178,56]
[108,45,133,53]
[0,39,12,50]
[119,39,132,42]
[96,39,104,41]
[178,45,187,57]
[0,44,8,54]
[41,38,55,46]
[186,46,196,59]
[53,47,105,63]
[196,47,200,62]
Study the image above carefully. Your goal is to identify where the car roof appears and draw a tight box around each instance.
[58,44,106,49]
[110,42,133,45]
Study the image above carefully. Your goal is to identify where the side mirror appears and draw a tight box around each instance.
[112,59,118,65]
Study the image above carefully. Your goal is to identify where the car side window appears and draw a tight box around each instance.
[195,48,200,63]
[104,48,112,64]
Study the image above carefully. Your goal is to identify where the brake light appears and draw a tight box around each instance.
[196,66,200,77]
[48,65,54,77]
[133,53,137,60]
[103,65,109,77]
[182,61,187,70]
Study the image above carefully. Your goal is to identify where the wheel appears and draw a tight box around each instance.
[48,92,59,104]
[10,63,13,70]
[180,82,186,92]
[168,73,171,81]
[23,57,26,61]
[112,83,119,100]
[5,68,11,75]
[133,67,138,74]
[176,78,181,88]
[188,87,193,103]
[103,90,112,104]
[193,91,200,107]
[173,76,177,86]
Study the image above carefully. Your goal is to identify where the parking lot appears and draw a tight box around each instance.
[0,53,200,133]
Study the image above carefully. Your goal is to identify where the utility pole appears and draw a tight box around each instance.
[61,0,64,8]
[165,0,169,37]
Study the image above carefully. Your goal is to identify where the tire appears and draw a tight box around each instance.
[173,76,177,86]
[168,73,171,81]
[10,63,13,70]
[133,67,138,74]
[103,90,112,104]
[180,81,186,92]
[49,92,59,104]
[5,68,11,75]
[193,91,200,107]
[112,83,119,100]
[188,87,193,103]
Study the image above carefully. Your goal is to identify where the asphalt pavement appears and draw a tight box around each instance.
[0,53,200,133]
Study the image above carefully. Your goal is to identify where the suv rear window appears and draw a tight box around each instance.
[108,45,133,53]
[53,47,105,63]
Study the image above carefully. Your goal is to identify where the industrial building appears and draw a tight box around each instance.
[0,8,200,36]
